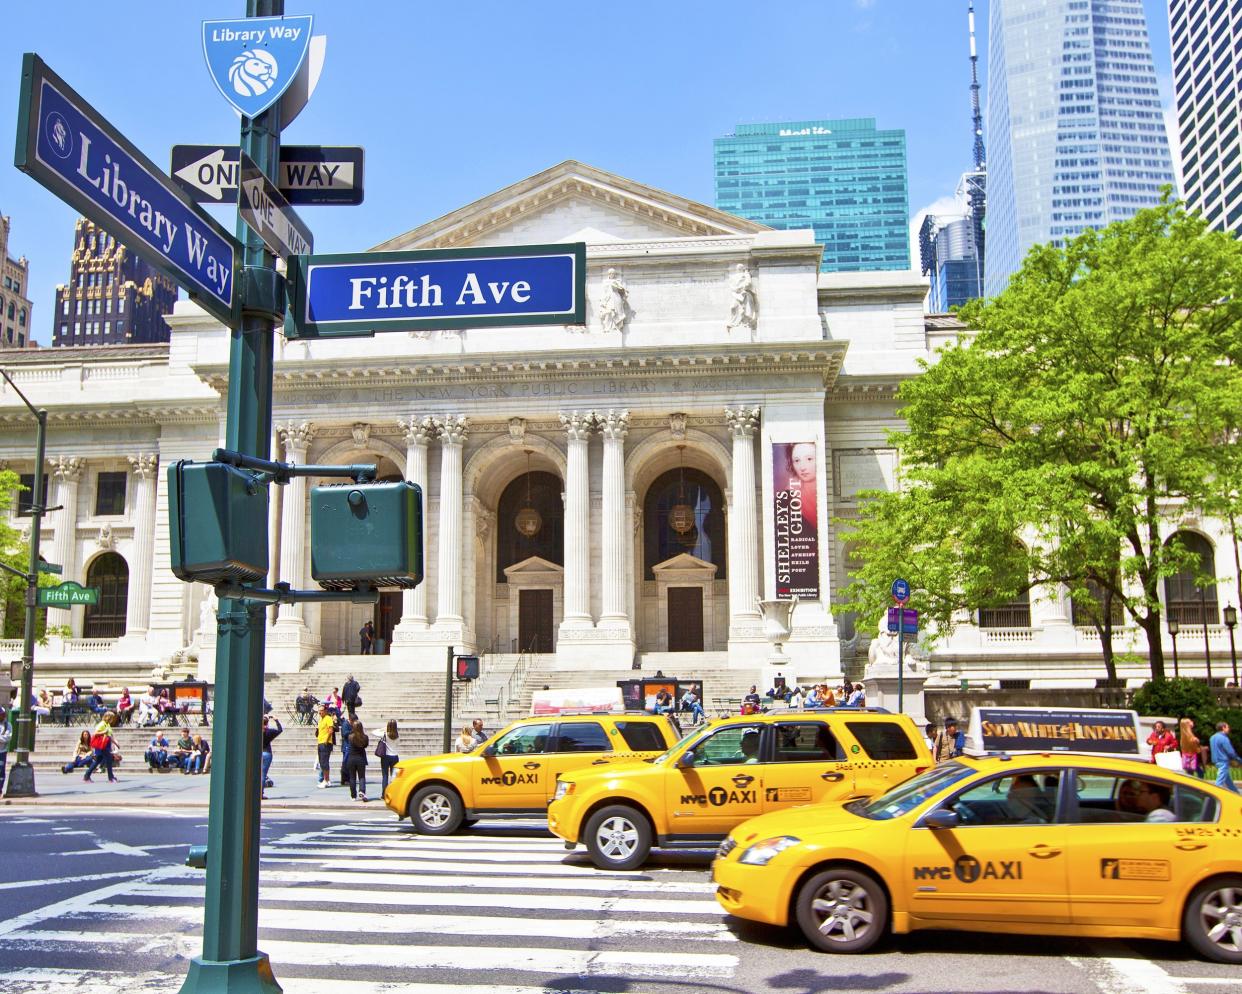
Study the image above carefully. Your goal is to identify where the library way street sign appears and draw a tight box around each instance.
[15,54,240,327]
[171,144,364,205]
[202,14,312,119]
[38,581,99,608]
[285,243,587,339]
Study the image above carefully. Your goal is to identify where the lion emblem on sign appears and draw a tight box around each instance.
[228,49,278,98]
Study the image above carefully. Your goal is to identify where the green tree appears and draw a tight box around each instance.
[837,196,1242,680]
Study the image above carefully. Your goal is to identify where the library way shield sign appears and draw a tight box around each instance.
[285,243,587,339]
[202,15,312,118]
[15,55,240,327]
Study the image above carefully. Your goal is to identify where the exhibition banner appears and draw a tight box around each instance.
[772,441,819,599]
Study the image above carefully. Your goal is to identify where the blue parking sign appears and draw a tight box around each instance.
[202,15,312,118]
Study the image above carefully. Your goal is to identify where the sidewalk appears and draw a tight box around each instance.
[0,765,400,813]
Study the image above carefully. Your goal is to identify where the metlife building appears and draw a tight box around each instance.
[714,118,910,273]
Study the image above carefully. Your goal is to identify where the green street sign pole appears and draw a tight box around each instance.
[0,371,46,800]
[180,2,284,992]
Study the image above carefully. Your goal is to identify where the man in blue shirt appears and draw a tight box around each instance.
[1210,721,1240,794]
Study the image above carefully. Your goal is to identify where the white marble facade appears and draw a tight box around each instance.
[1,162,1234,687]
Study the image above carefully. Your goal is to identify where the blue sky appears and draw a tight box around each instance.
[0,1,1176,344]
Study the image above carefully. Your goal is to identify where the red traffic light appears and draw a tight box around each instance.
[455,655,480,680]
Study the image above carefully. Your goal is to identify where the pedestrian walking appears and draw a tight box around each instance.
[454,724,477,753]
[1210,721,1241,794]
[0,706,9,791]
[261,714,282,799]
[83,711,119,783]
[933,718,965,763]
[339,711,353,785]
[377,718,400,793]
[342,674,362,715]
[471,718,488,746]
[1179,717,1204,778]
[345,718,370,801]
[359,621,375,655]
[315,704,336,788]
[1146,720,1177,761]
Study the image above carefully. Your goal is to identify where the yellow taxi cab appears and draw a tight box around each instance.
[382,711,680,834]
[712,752,1242,963]
[547,707,932,870]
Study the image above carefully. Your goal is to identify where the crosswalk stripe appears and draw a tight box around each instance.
[255,867,712,893]
[136,883,726,916]
[0,931,738,980]
[78,903,736,941]
[0,973,621,994]
[264,844,578,861]
[259,855,646,877]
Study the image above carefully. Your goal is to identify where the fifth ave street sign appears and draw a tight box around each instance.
[238,152,312,259]
[15,54,240,327]
[171,145,365,205]
[38,581,100,608]
[285,243,587,339]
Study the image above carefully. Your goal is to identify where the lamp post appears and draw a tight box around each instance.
[1225,604,1238,686]
[0,367,47,799]
[1168,617,1181,678]
[1200,584,1213,685]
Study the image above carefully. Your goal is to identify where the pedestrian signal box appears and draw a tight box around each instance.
[456,655,480,680]
[168,460,269,584]
[310,480,423,590]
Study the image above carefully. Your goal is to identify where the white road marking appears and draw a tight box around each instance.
[136,883,725,916]
[1067,950,1188,994]
[80,902,736,941]
[260,855,646,877]
[252,866,714,893]
[0,870,143,892]
[264,844,581,861]
[57,841,167,858]
[0,867,181,940]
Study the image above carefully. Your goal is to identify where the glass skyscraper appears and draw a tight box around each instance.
[985,0,1175,296]
[1170,0,1242,233]
[714,118,910,273]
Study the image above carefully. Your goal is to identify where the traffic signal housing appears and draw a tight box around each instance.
[310,480,423,590]
[168,460,269,584]
[456,655,480,680]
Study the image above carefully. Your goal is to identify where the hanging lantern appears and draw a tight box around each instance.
[668,444,695,535]
[514,449,543,538]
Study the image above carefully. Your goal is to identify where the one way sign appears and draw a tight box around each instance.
[171,145,364,206]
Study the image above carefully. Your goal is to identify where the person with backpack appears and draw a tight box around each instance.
[83,711,119,783]
[260,714,282,800]
[342,674,362,715]
[345,719,370,802]
[377,719,400,793]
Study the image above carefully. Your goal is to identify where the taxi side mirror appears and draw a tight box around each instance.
[922,809,959,830]
[677,750,697,769]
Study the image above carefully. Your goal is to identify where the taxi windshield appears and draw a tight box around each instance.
[852,761,976,820]
[652,725,707,766]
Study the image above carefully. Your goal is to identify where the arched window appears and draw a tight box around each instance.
[1163,532,1218,626]
[642,468,726,579]
[1070,578,1126,628]
[496,470,564,581]
[83,552,128,638]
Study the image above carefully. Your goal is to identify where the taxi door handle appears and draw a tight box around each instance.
[591,759,608,765]
[1175,842,1208,851]
[821,772,846,782]
[524,762,541,770]
[1028,845,1061,859]
[732,774,755,787]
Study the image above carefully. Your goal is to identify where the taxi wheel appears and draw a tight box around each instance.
[584,805,651,871]
[795,867,888,954]
[409,785,464,835]
[1184,875,1242,964]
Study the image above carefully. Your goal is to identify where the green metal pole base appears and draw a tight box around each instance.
[178,953,282,994]
[1,759,36,798]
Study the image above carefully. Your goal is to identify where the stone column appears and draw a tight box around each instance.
[434,415,468,629]
[598,410,629,624]
[725,407,762,630]
[274,422,317,625]
[124,453,159,637]
[48,457,83,634]
[560,411,593,628]
[398,417,435,628]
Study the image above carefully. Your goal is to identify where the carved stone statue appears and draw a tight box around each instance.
[865,615,926,676]
[598,268,629,333]
[727,264,758,332]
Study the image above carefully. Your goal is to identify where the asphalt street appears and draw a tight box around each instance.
[0,805,1237,994]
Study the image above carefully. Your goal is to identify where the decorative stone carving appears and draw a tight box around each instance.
[726,264,758,333]
[476,508,495,542]
[127,453,158,479]
[597,268,629,334]
[409,328,433,340]
[97,523,115,550]
[278,421,318,454]
[596,409,629,441]
[508,417,526,445]
[434,414,469,445]
[724,406,761,438]
[865,615,927,676]
[351,422,371,447]
[398,416,436,445]
[50,456,84,482]
[669,412,687,440]
[560,410,594,441]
